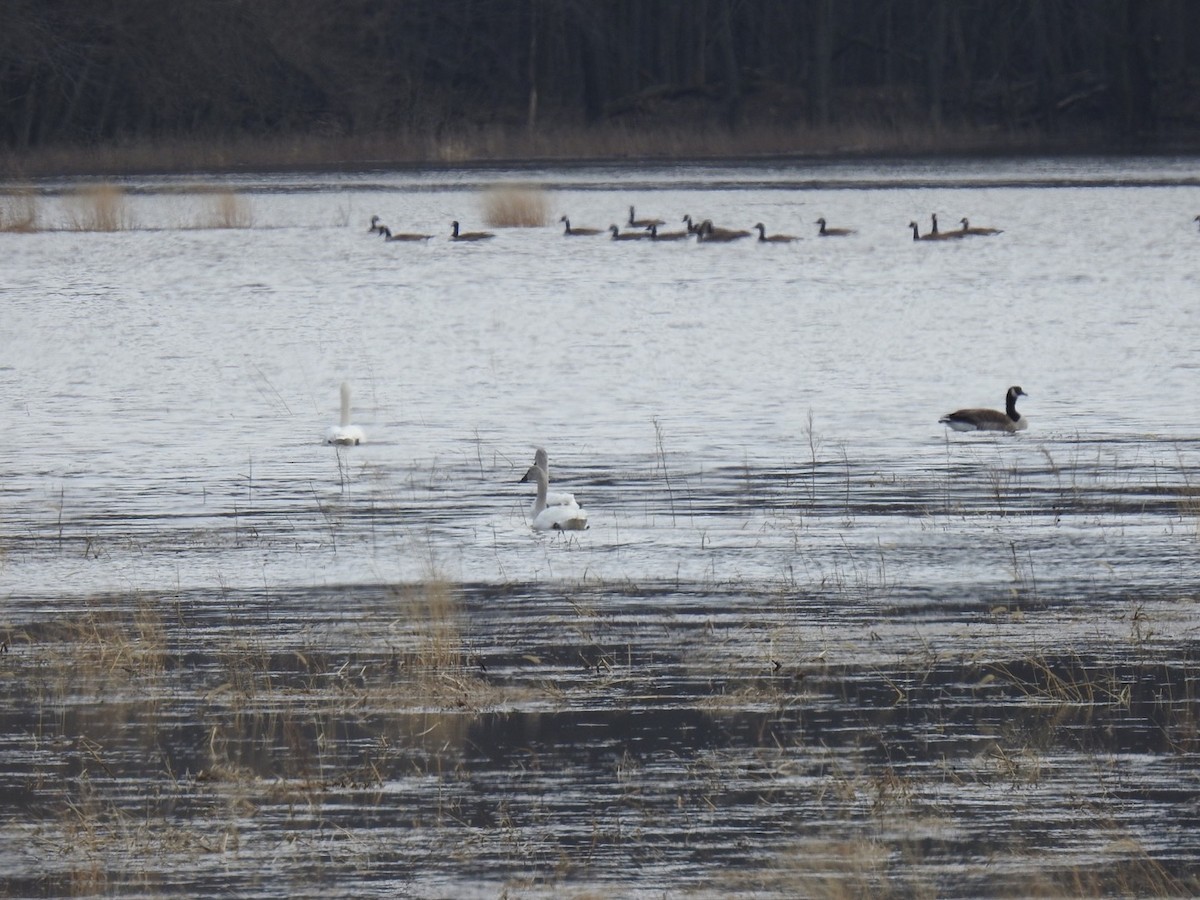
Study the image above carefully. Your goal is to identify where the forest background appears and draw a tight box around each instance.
[3,0,1199,176]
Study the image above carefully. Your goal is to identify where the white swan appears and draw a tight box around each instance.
[325,382,365,445]
[532,448,578,508]
[520,463,588,531]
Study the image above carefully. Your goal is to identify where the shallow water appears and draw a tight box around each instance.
[2,157,1199,897]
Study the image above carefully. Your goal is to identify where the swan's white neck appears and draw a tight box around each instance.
[339,383,352,428]
[529,466,550,516]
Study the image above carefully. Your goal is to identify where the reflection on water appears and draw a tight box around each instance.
[2,158,1199,897]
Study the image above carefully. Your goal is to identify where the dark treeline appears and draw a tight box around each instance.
[3,0,1200,157]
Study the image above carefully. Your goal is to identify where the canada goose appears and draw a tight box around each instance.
[647,223,690,241]
[325,382,365,446]
[816,218,856,236]
[450,220,494,241]
[931,213,940,234]
[368,215,385,234]
[754,223,798,243]
[520,464,589,530]
[908,221,963,241]
[697,220,752,242]
[380,226,433,242]
[609,224,651,241]
[628,206,665,228]
[559,215,603,236]
[959,217,1003,236]
[939,386,1028,433]
[532,448,579,508]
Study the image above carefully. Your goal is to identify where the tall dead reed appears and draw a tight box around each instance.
[201,189,253,228]
[483,183,549,227]
[65,184,133,231]
[0,189,38,232]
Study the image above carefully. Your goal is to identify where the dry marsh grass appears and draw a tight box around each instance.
[0,119,1063,179]
[483,183,549,227]
[0,188,38,231]
[64,183,134,231]
[11,598,168,698]
[200,189,254,229]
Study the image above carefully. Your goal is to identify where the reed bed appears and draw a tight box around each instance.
[0,120,1060,179]
[0,188,38,231]
[64,183,134,231]
[482,183,549,227]
[199,189,254,229]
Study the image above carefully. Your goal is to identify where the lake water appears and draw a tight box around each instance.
[2,157,1199,897]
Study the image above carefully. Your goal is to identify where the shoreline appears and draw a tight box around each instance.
[5,124,1200,181]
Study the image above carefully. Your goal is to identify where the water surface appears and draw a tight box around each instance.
[2,157,1199,897]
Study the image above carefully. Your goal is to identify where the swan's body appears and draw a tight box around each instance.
[532,448,578,508]
[697,220,751,242]
[560,216,603,236]
[520,463,588,531]
[940,386,1028,433]
[381,225,432,242]
[909,221,963,241]
[450,220,494,241]
[959,217,1003,236]
[628,206,665,228]
[369,215,385,234]
[325,382,365,445]
[816,218,855,236]
[754,223,798,243]
[609,224,651,241]
[647,224,690,241]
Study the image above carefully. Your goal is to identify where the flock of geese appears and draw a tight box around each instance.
[324,381,1028,532]
[351,203,1038,529]
[368,207,1004,244]
[349,204,1035,529]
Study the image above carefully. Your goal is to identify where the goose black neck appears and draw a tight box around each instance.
[1006,391,1021,420]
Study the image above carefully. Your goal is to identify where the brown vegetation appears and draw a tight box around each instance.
[0,188,37,231]
[64,184,133,231]
[483,184,549,228]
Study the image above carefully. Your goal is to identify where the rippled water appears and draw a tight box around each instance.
[2,157,1199,897]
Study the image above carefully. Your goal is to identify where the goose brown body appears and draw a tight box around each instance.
[560,216,603,236]
[647,224,690,241]
[628,206,665,228]
[816,217,855,236]
[380,226,432,242]
[939,386,1028,433]
[697,220,751,242]
[959,217,1003,236]
[754,223,798,243]
[450,220,494,241]
[909,221,963,241]
[609,224,651,240]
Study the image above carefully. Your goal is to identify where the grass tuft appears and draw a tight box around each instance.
[483,183,549,227]
[65,183,133,231]
[0,189,38,232]
[201,189,253,228]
